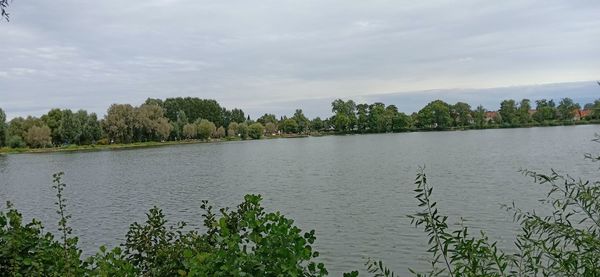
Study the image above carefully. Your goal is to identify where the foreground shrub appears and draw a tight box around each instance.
[0,175,326,276]
[367,136,600,276]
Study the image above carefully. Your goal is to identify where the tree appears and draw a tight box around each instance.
[215,126,226,139]
[368,103,386,132]
[473,105,487,128]
[451,102,472,127]
[103,104,136,144]
[76,110,101,145]
[155,118,172,141]
[24,125,52,148]
[0,108,6,147]
[533,99,557,122]
[182,123,197,139]
[292,109,309,133]
[196,119,216,140]
[264,122,277,135]
[248,123,265,139]
[417,100,452,129]
[391,112,412,132]
[499,99,518,125]
[227,122,239,137]
[134,104,168,142]
[237,122,248,139]
[58,110,82,145]
[356,104,369,133]
[281,118,298,133]
[331,99,356,132]
[557,98,580,121]
[517,99,532,124]
[41,108,63,145]
[310,117,324,132]
[257,114,278,125]
[230,108,246,124]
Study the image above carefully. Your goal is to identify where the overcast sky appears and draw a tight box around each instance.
[1,0,599,119]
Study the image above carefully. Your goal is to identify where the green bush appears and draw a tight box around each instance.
[0,175,327,276]
[7,135,25,148]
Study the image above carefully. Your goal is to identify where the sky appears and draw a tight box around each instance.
[1,0,599,120]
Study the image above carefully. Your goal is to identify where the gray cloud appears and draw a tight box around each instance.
[1,0,599,119]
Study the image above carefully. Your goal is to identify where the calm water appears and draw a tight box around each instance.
[1,125,599,275]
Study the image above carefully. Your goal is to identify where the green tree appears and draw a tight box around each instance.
[237,122,248,139]
[58,110,82,145]
[227,122,239,137]
[557,97,581,121]
[391,112,412,132]
[310,117,324,132]
[473,105,487,128]
[281,118,298,133]
[533,99,557,122]
[0,108,6,147]
[292,109,309,133]
[451,102,472,127]
[331,99,356,132]
[103,104,136,144]
[24,125,52,148]
[356,104,369,133]
[499,99,518,125]
[257,113,278,125]
[41,108,63,145]
[264,122,278,135]
[182,123,197,139]
[76,110,102,145]
[215,126,226,138]
[196,119,216,140]
[368,103,386,132]
[417,100,452,129]
[518,99,532,124]
[248,123,265,139]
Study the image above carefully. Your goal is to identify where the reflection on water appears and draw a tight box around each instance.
[0,125,598,275]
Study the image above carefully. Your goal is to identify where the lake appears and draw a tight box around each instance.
[1,125,599,275]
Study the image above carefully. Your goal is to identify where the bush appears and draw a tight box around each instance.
[7,135,25,148]
[248,122,265,139]
[0,174,327,276]
[367,135,600,276]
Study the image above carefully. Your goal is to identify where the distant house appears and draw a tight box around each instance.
[575,109,592,120]
[484,111,499,122]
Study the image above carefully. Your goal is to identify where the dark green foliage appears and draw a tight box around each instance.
[7,135,25,148]
[0,108,6,147]
[417,100,452,129]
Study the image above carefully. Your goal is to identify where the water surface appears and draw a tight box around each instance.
[1,125,598,275]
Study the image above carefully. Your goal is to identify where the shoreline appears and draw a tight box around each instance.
[1,121,597,155]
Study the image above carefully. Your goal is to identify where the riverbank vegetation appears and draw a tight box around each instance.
[1,97,600,153]
[2,137,600,276]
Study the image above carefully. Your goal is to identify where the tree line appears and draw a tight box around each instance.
[1,96,600,149]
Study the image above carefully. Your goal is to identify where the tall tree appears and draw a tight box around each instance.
[24,125,52,148]
[58,110,82,145]
[103,104,136,143]
[557,98,580,121]
[518,99,532,124]
[499,99,518,125]
[417,100,452,129]
[41,108,63,145]
[533,99,557,122]
[292,109,309,133]
[473,105,487,128]
[356,104,369,133]
[451,102,472,127]
[0,108,6,147]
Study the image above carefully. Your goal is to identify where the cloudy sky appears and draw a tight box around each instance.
[1,0,599,119]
